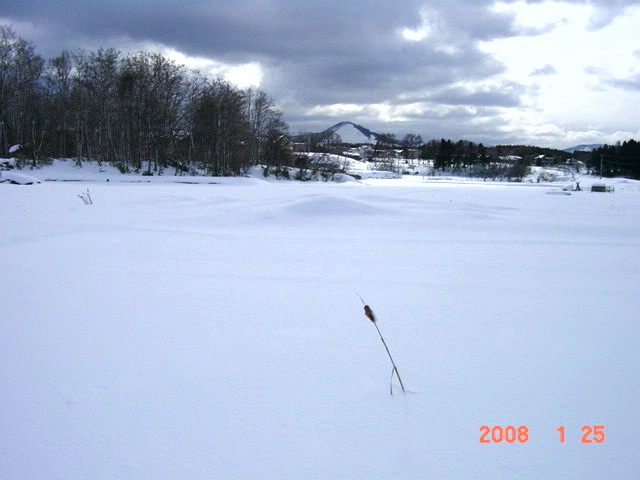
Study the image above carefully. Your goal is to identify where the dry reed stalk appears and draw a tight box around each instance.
[358,294,406,395]
[78,189,93,205]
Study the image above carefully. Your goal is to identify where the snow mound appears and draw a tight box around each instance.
[284,195,387,217]
[0,171,41,184]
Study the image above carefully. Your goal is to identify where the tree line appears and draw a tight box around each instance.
[322,134,574,180]
[0,25,289,175]
[588,140,640,179]
[388,137,639,181]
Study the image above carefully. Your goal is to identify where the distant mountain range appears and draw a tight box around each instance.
[564,144,603,153]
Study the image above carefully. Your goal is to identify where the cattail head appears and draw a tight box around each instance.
[364,305,376,323]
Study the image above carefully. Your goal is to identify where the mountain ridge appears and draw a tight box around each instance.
[564,144,603,153]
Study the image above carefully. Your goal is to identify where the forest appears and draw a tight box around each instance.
[589,141,640,179]
[0,26,289,176]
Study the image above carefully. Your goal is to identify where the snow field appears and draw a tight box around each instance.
[1,176,639,479]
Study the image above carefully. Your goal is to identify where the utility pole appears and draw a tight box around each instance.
[600,154,603,179]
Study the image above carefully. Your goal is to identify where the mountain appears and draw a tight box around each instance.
[320,121,381,144]
[564,144,603,153]
[292,121,397,145]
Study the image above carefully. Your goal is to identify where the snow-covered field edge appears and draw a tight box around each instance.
[2,156,638,193]
[1,156,640,480]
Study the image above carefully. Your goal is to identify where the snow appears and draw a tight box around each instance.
[1,162,639,479]
[0,170,42,184]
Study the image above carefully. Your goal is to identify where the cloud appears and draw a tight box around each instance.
[585,2,637,30]
[606,73,640,91]
[2,0,639,147]
[584,65,640,92]
[498,0,639,31]
[529,64,558,76]
[4,2,512,99]
[417,81,525,107]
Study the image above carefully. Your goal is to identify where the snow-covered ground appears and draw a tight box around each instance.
[2,161,639,479]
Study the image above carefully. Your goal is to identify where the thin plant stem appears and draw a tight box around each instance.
[358,294,406,394]
[374,321,406,394]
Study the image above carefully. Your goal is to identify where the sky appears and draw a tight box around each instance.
[2,0,639,148]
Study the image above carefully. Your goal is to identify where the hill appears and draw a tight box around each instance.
[292,121,397,146]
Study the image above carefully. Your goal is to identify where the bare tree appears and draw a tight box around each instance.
[43,50,75,158]
[0,25,291,177]
[74,48,120,166]
[189,78,251,175]
[116,52,187,173]
[0,26,45,161]
[245,87,288,165]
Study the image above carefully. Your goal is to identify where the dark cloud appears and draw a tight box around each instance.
[1,0,637,145]
[414,82,524,107]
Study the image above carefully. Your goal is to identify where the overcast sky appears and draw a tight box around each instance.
[2,0,639,148]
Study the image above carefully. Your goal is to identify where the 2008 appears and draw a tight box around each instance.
[479,425,529,443]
